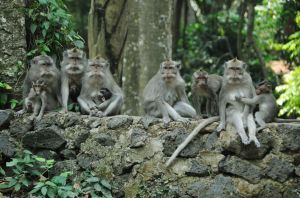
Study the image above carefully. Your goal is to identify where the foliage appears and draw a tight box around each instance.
[0,150,112,198]
[26,0,84,59]
[0,150,54,192]
[276,13,300,117]
[0,81,19,109]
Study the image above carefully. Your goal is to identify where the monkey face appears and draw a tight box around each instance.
[63,48,86,75]
[32,80,45,95]
[31,55,56,79]
[193,70,208,87]
[160,60,181,83]
[87,58,109,78]
[224,58,246,84]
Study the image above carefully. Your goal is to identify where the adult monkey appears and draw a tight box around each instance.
[61,48,87,112]
[191,69,223,117]
[78,57,123,117]
[166,58,258,167]
[17,55,60,115]
[143,59,196,127]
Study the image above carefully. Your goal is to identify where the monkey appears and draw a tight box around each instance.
[77,57,123,117]
[89,88,113,117]
[142,59,196,127]
[16,80,47,121]
[166,58,259,167]
[191,69,223,117]
[16,55,60,115]
[236,80,300,130]
[60,48,87,112]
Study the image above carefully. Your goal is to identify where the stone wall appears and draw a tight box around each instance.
[0,110,299,197]
[0,0,26,86]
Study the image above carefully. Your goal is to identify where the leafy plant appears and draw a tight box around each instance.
[26,0,84,59]
[0,81,19,109]
[0,150,54,192]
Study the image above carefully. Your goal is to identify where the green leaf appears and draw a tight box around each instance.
[14,183,21,191]
[86,177,100,183]
[0,167,5,175]
[41,186,48,196]
[43,21,50,30]
[38,0,48,4]
[73,40,84,49]
[45,181,57,187]
[100,180,111,190]
[35,157,46,162]
[30,24,37,34]
[47,188,56,198]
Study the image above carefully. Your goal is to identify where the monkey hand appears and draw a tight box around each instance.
[235,96,242,101]
[163,116,171,125]
[15,110,25,117]
[216,122,225,132]
[177,117,189,124]
[36,115,43,121]
[29,115,35,121]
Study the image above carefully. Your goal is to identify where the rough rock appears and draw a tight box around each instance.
[94,133,115,146]
[283,183,300,198]
[185,160,210,177]
[220,128,273,160]
[130,127,148,148]
[0,110,13,129]
[74,129,90,148]
[219,156,263,183]
[36,150,58,160]
[278,124,300,152]
[107,115,133,129]
[258,183,282,198]
[50,160,80,177]
[22,126,66,150]
[187,175,241,198]
[0,133,16,157]
[163,128,205,158]
[60,149,76,160]
[265,157,295,182]
[294,165,300,177]
[9,117,32,137]
[77,153,100,169]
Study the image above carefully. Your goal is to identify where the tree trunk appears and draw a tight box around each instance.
[88,0,173,115]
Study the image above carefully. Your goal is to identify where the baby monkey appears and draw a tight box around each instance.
[89,88,113,117]
[18,80,47,121]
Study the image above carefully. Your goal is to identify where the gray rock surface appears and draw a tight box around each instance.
[185,160,210,177]
[107,115,133,129]
[0,110,13,129]
[265,157,295,182]
[130,127,148,148]
[22,126,66,150]
[0,133,16,157]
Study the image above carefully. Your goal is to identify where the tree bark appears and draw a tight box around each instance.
[237,0,246,59]
[246,1,267,80]
[88,0,173,115]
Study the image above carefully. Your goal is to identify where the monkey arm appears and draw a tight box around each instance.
[78,96,92,114]
[239,96,260,105]
[156,99,171,124]
[217,99,227,132]
[103,94,123,116]
[176,84,190,104]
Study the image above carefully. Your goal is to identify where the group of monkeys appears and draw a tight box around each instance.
[16,48,290,167]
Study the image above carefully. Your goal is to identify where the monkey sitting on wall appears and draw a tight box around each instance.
[17,80,47,121]
[61,48,88,112]
[16,55,60,116]
[191,69,223,117]
[78,57,123,117]
[165,58,260,167]
[89,88,113,117]
[236,80,300,130]
[142,59,196,127]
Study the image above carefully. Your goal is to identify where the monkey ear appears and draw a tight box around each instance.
[193,72,198,78]
[242,63,248,70]
[175,61,182,70]
[223,62,228,69]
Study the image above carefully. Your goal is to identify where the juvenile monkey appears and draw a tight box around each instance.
[236,80,300,129]
[191,70,223,116]
[20,80,47,121]
[61,48,87,112]
[166,58,258,167]
[17,55,60,115]
[78,57,123,117]
[143,59,196,127]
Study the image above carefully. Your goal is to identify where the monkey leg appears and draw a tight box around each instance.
[61,79,69,112]
[103,95,123,116]
[228,111,250,145]
[78,96,91,114]
[247,114,260,147]
[206,99,212,117]
[36,93,47,121]
[255,111,267,128]
[164,102,188,122]
[174,101,197,118]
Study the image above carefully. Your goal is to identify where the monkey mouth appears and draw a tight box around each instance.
[41,72,54,77]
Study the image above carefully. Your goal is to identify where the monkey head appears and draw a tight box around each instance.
[193,70,208,87]
[256,81,272,95]
[160,59,181,83]
[62,48,87,75]
[32,79,46,95]
[31,55,56,79]
[224,58,247,84]
[87,57,109,79]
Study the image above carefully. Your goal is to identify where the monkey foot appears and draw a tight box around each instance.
[29,115,35,121]
[216,123,225,132]
[249,137,261,147]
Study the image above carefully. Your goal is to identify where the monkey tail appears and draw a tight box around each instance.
[165,116,219,167]
[274,118,300,123]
